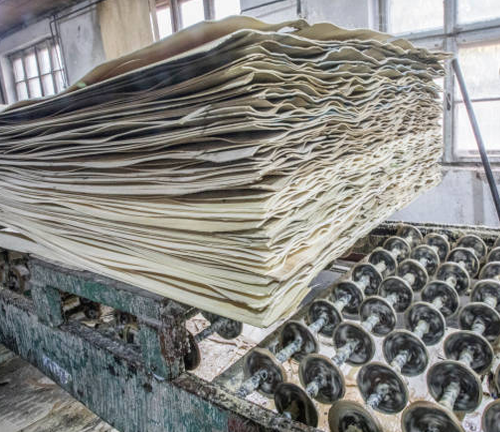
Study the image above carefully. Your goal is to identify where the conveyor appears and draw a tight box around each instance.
[1,221,499,432]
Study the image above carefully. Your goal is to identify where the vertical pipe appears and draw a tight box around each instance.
[170,0,181,32]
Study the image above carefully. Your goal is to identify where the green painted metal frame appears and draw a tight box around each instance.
[28,257,192,381]
[0,257,316,432]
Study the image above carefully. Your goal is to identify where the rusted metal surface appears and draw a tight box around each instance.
[29,257,194,321]
[0,288,318,431]
[27,257,196,380]
[0,251,30,294]
[216,222,500,431]
[215,270,343,391]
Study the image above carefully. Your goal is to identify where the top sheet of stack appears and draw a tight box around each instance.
[0,17,447,326]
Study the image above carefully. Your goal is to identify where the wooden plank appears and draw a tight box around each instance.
[0,350,117,432]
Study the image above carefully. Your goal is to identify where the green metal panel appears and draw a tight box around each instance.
[29,258,192,321]
[0,288,315,432]
[30,282,64,327]
[138,319,183,380]
[28,258,193,381]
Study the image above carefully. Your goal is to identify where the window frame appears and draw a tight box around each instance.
[8,38,67,102]
[378,0,500,164]
[150,0,217,40]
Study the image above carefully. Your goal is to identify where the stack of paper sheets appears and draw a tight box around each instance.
[0,17,447,326]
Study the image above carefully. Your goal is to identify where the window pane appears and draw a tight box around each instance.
[12,57,25,81]
[16,82,28,101]
[51,44,63,71]
[28,78,42,98]
[458,0,500,24]
[388,0,443,34]
[456,42,500,100]
[38,46,51,74]
[157,6,173,38]
[25,50,38,78]
[181,0,204,28]
[42,74,55,96]
[214,0,240,19]
[455,101,500,153]
[54,70,65,92]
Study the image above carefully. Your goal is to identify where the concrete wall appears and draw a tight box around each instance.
[392,167,500,226]
[301,0,376,28]
[57,1,106,86]
[241,0,299,23]
[0,0,160,100]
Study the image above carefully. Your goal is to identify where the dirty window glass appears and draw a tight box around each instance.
[388,0,443,34]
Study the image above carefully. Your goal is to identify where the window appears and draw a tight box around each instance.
[381,0,500,162]
[181,0,205,28]
[458,0,500,24]
[455,42,500,153]
[155,4,173,39]
[388,0,443,34]
[9,39,66,102]
[150,0,240,40]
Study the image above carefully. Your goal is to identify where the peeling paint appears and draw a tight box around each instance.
[42,354,72,386]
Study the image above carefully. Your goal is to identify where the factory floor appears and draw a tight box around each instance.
[0,344,115,432]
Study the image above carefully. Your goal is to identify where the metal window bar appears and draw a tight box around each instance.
[20,54,30,99]
[42,40,58,95]
[51,43,67,89]
[170,0,181,32]
[452,57,500,222]
[34,45,44,98]
[204,0,215,20]
[0,79,5,105]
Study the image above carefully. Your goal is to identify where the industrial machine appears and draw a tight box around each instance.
[1,221,499,432]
